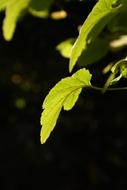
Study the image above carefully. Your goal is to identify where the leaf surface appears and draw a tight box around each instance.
[69,0,124,72]
[3,0,30,41]
[40,68,92,144]
[56,38,74,58]
[0,0,9,11]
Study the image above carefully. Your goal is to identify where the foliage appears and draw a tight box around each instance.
[40,68,91,144]
[0,0,54,41]
[69,0,123,72]
[0,0,127,143]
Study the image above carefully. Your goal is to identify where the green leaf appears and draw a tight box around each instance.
[69,0,124,72]
[56,38,75,58]
[40,68,92,144]
[57,38,109,66]
[3,0,30,41]
[29,0,54,18]
[78,38,109,66]
[0,0,9,11]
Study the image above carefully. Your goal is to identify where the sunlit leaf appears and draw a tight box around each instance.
[3,0,30,41]
[69,0,125,72]
[40,68,92,144]
[0,0,9,11]
[56,38,75,58]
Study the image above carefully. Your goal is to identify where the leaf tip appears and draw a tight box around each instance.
[40,122,47,144]
[40,115,45,144]
[2,16,15,41]
[69,60,73,73]
[40,135,46,144]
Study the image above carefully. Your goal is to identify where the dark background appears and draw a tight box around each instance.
[0,1,127,189]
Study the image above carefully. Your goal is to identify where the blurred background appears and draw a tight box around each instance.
[0,0,127,189]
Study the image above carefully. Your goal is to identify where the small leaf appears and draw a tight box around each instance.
[56,38,75,58]
[40,68,92,144]
[69,0,124,72]
[3,0,30,41]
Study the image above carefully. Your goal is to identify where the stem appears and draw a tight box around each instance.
[90,85,127,92]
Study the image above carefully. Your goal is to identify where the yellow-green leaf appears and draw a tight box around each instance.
[56,38,75,58]
[40,68,92,144]
[69,0,124,72]
[3,0,30,41]
[0,0,9,11]
[63,88,82,110]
